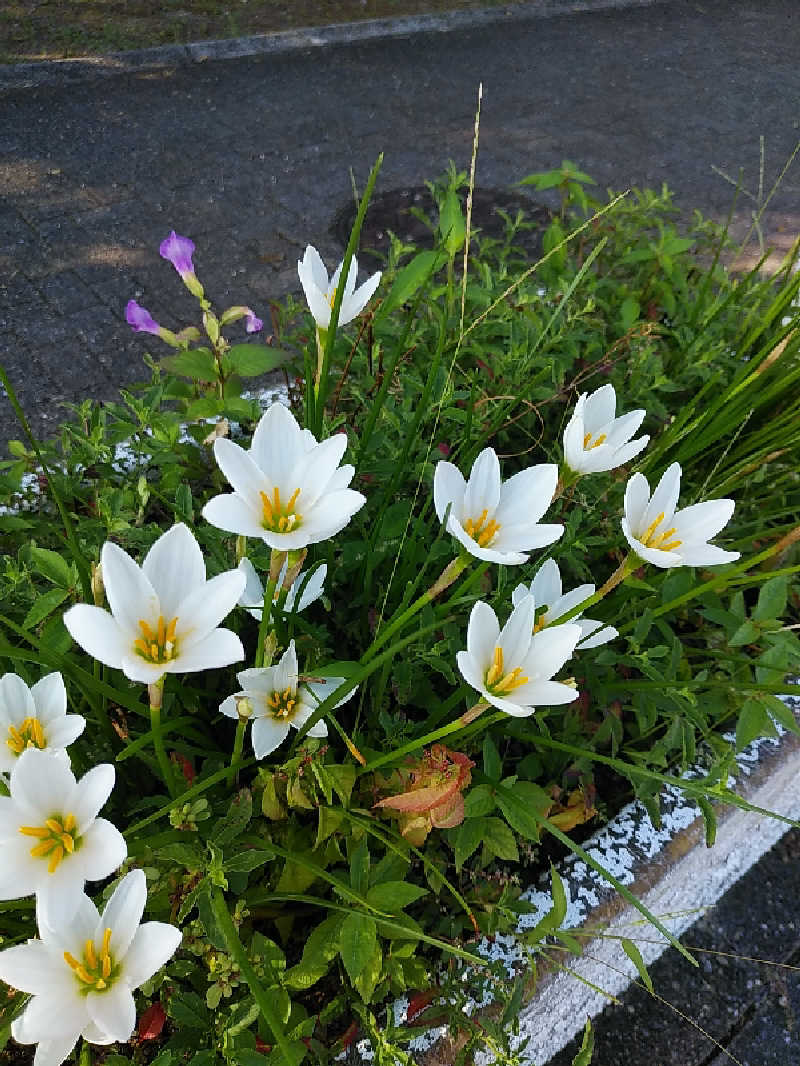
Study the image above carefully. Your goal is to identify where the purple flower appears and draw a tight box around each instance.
[126,300,161,335]
[245,310,263,334]
[159,231,196,278]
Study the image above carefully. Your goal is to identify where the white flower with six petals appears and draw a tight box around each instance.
[0,868,181,1066]
[622,462,740,568]
[457,595,582,717]
[0,672,84,775]
[219,640,355,758]
[0,749,126,927]
[63,524,245,685]
[563,384,649,475]
[434,447,563,565]
[511,558,618,650]
[202,404,365,551]
[297,245,381,330]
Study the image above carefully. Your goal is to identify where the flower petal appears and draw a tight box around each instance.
[101,542,159,639]
[142,524,206,621]
[202,493,266,538]
[0,673,36,726]
[676,543,740,566]
[273,641,298,694]
[11,749,75,823]
[250,403,305,488]
[497,595,536,668]
[623,473,651,533]
[433,461,466,523]
[71,764,115,834]
[251,717,290,758]
[672,498,735,544]
[494,464,558,526]
[101,869,147,960]
[213,438,267,511]
[0,941,68,996]
[531,559,562,609]
[291,434,349,511]
[71,818,127,883]
[45,715,86,751]
[642,462,681,530]
[583,383,616,429]
[122,921,182,989]
[466,600,500,671]
[167,629,244,674]
[174,570,246,651]
[29,673,67,724]
[62,605,129,671]
[463,448,501,520]
[86,983,135,1043]
[562,394,586,472]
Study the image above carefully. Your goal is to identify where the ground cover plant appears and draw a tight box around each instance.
[0,149,799,1066]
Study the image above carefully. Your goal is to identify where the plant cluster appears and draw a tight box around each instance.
[0,156,798,1066]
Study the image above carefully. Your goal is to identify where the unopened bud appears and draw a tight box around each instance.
[203,311,220,345]
[91,562,104,607]
[235,696,254,721]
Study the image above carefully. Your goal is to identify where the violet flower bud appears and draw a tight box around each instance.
[159,231,204,299]
[125,299,160,335]
[245,310,263,333]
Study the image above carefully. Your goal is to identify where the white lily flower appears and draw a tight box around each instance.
[202,404,366,551]
[0,869,181,1066]
[0,672,84,775]
[297,245,381,329]
[434,447,563,565]
[237,557,327,620]
[563,384,649,475]
[457,595,582,717]
[219,639,355,758]
[622,462,740,568]
[63,523,245,685]
[511,559,618,650]
[0,749,126,927]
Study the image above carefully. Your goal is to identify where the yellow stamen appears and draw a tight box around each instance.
[45,818,63,833]
[260,486,302,534]
[60,833,75,853]
[101,928,112,956]
[267,685,297,721]
[135,615,179,664]
[75,964,94,985]
[485,646,529,695]
[64,813,76,832]
[102,955,112,979]
[583,431,607,450]
[64,951,81,971]
[20,814,79,872]
[6,716,48,755]
[463,508,502,549]
[660,538,683,551]
[533,615,547,634]
[639,511,666,547]
[18,825,50,838]
[85,939,97,969]
[30,838,57,856]
[47,845,64,873]
[95,978,107,990]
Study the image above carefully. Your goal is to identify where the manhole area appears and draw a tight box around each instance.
[331,185,552,268]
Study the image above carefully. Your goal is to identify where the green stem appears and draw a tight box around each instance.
[364,704,498,773]
[548,553,637,627]
[148,679,176,798]
[78,1040,91,1066]
[209,886,294,1063]
[255,551,284,668]
[228,718,247,788]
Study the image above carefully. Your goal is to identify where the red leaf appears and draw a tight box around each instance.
[138,1002,166,1041]
[337,1021,359,1050]
[406,989,436,1023]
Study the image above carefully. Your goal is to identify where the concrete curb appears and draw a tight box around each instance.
[348,693,800,1064]
[1,0,668,92]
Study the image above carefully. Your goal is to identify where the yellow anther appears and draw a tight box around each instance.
[135,615,179,664]
[583,431,607,450]
[463,509,501,549]
[268,686,297,721]
[485,646,505,687]
[45,818,63,833]
[533,615,547,634]
[48,845,64,873]
[30,838,57,856]
[64,951,81,971]
[102,954,112,979]
[95,978,107,990]
[20,814,79,872]
[6,716,47,755]
[64,813,76,832]
[640,511,666,547]
[85,939,97,969]
[102,928,112,956]
[75,963,94,984]
[260,486,302,534]
[18,825,50,838]
[485,646,529,695]
[60,833,75,853]
[660,538,683,551]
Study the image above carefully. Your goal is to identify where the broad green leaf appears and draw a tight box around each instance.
[152,842,205,870]
[316,806,344,849]
[284,915,343,989]
[349,836,370,896]
[327,764,357,808]
[620,296,640,329]
[496,781,552,842]
[223,849,272,874]
[753,575,788,622]
[379,251,440,316]
[167,991,209,1029]
[735,698,778,750]
[463,783,496,818]
[729,620,760,646]
[188,1054,218,1066]
[29,546,73,587]
[174,483,193,523]
[353,938,383,1003]
[210,788,252,846]
[482,735,502,782]
[762,693,800,736]
[438,188,465,255]
[451,818,485,871]
[225,344,290,378]
[23,587,70,629]
[161,348,218,381]
[197,886,228,951]
[340,912,378,983]
[622,938,654,994]
[482,817,519,862]
[365,881,427,912]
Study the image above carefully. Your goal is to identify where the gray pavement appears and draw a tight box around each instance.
[1,1,800,1060]
[1,0,799,442]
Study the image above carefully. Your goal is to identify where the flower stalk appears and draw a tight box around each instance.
[548,554,637,627]
[148,678,176,798]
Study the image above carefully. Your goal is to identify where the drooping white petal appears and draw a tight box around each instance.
[101,542,159,640]
[219,693,241,719]
[0,941,67,996]
[292,702,329,738]
[672,498,735,544]
[44,715,86,751]
[673,543,740,566]
[287,562,327,613]
[492,520,564,554]
[238,557,265,614]
[202,493,266,538]
[167,629,244,674]
[119,654,167,685]
[86,983,136,1043]
[622,519,682,568]
[142,524,206,621]
[13,992,86,1040]
[578,622,618,649]
[30,1030,85,1066]
[251,717,290,758]
[482,691,538,717]
[510,678,580,707]
[347,270,382,321]
[302,677,354,711]
[62,605,129,671]
[122,922,183,989]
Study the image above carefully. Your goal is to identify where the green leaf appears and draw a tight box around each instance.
[729,620,760,646]
[210,788,252,846]
[327,764,357,808]
[162,348,218,381]
[451,818,485,871]
[463,783,496,818]
[225,344,289,378]
[365,881,427,912]
[761,693,800,736]
[379,251,440,316]
[620,296,640,330]
[482,735,502,782]
[622,938,654,994]
[353,938,383,1003]
[188,1054,218,1066]
[29,546,73,587]
[168,990,210,1029]
[550,865,568,927]
[571,1018,594,1066]
[735,697,778,750]
[315,806,344,849]
[174,483,193,523]
[152,842,205,870]
[753,575,788,622]
[339,912,378,983]
[224,849,272,874]
[696,795,717,847]
[23,587,70,629]
[482,817,519,862]
[496,781,551,842]
[284,915,343,989]
[197,885,228,951]
[349,836,370,896]
[438,188,465,256]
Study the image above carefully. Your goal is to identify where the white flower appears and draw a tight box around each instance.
[237,557,327,621]
[456,595,582,717]
[219,640,354,758]
[563,384,649,475]
[434,447,563,565]
[0,869,181,1066]
[63,523,245,685]
[0,672,84,775]
[297,245,381,330]
[512,559,617,650]
[622,462,740,568]
[0,749,126,927]
[202,404,366,551]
